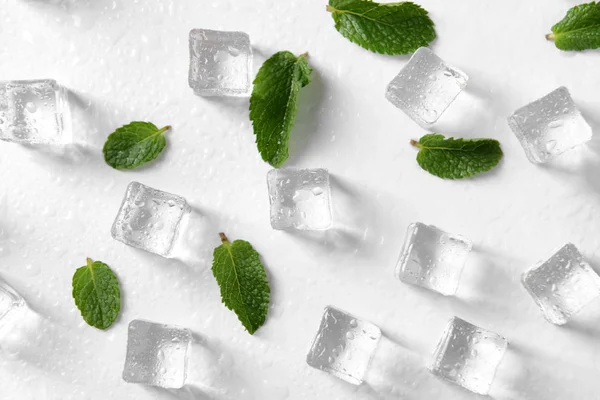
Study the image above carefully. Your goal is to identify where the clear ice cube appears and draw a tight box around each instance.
[386,47,468,127]
[306,305,381,385]
[429,317,508,395]
[522,243,600,325]
[508,87,592,164]
[111,182,191,258]
[188,29,252,97]
[122,319,192,388]
[0,278,24,324]
[396,222,472,296]
[0,79,71,144]
[267,168,332,231]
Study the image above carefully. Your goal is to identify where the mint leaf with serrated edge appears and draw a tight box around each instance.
[250,51,312,168]
[411,134,503,179]
[547,2,600,51]
[326,0,436,55]
[212,233,270,334]
[103,121,170,170]
[72,258,121,330]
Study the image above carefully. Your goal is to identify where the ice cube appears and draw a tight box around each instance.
[188,29,252,97]
[111,182,191,258]
[0,278,24,324]
[267,168,332,231]
[386,47,468,127]
[0,79,71,144]
[521,243,600,325]
[122,319,192,388]
[306,306,381,385]
[508,87,592,164]
[429,317,508,395]
[396,222,472,296]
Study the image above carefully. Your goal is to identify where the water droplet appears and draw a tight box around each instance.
[312,187,324,196]
[346,332,355,340]
[548,120,563,129]
[424,109,438,121]
[546,140,557,152]
[25,102,37,113]
[167,200,176,207]
[349,319,357,328]
[439,234,448,245]
[228,46,240,57]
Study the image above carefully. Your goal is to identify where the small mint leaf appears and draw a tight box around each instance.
[548,2,600,51]
[412,134,503,179]
[103,122,170,170]
[72,258,121,330]
[326,0,436,55]
[250,51,312,168]
[212,233,270,334]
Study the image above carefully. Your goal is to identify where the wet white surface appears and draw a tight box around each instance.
[1,0,600,399]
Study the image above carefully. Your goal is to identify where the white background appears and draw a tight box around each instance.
[1,0,600,399]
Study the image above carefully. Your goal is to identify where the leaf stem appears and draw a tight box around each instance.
[326,4,335,13]
[410,139,421,149]
[86,257,94,267]
[545,33,556,41]
[299,52,309,59]
[219,232,230,244]
[158,125,171,135]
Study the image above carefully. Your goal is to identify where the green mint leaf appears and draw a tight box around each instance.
[212,233,270,335]
[411,134,503,179]
[326,0,436,55]
[103,121,170,170]
[547,2,600,51]
[250,51,312,168]
[72,258,121,330]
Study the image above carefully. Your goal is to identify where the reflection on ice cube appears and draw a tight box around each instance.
[122,319,192,388]
[508,87,592,164]
[267,168,333,231]
[306,306,381,385]
[522,243,600,325]
[0,79,72,144]
[429,317,508,395]
[111,182,191,258]
[188,29,253,97]
[396,222,472,296]
[386,47,468,128]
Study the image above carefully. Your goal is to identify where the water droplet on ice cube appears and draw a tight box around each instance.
[25,102,37,113]
[546,140,557,152]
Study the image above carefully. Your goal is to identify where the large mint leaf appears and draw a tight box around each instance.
[412,134,503,179]
[250,51,312,168]
[326,0,436,55]
[212,233,270,334]
[72,258,121,330]
[547,2,600,51]
[103,122,170,170]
